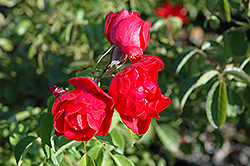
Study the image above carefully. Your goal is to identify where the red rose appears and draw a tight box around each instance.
[155,1,189,24]
[109,56,171,135]
[105,9,151,61]
[50,77,114,141]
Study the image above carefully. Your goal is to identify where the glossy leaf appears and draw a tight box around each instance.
[40,112,54,147]
[65,22,74,43]
[87,145,104,166]
[209,15,220,29]
[154,123,180,153]
[223,67,250,86]
[109,111,120,132]
[52,140,76,160]
[227,90,244,117]
[128,128,144,147]
[9,123,27,147]
[16,19,32,35]
[180,70,219,111]
[176,48,199,74]
[206,80,227,128]
[14,136,37,166]
[47,95,55,113]
[110,128,125,154]
[229,30,248,55]
[51,150,63,166]
[79,154,96,166]
[0,38,14,51]
[240,57,250,70]
[195,70,219,87]
[95,133,114,146]
[112,154,135,166]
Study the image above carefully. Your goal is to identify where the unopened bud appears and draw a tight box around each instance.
[110,46,127,68]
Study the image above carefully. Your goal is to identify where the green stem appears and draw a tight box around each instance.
[96,139,113,157]
[84,141,87,154]
[94,63,111,83]
[198,49,220,69]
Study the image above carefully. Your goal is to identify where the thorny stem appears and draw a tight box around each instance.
[198,49,220,69]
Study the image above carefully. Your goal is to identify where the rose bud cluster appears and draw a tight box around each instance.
[155,1,189,24]
[50,9,171,141]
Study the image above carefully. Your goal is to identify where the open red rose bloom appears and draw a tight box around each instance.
[105,9,151,61]
[50,77,114,141]
[155,1,189,24]
[109,56,171,135]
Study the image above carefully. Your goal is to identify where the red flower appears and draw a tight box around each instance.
[155,1,189,24]
[50,77,114,141]
[105,9,151,62]
[109,56,171,135]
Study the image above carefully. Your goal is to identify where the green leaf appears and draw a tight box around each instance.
[175,48,199,74]
[109,111,120,132]
[206,80,227,128]
[151,19,167,32]
[95,133,114,146]
[79,154,96,166]
[51,149,63,166]
[240,57,250,70]
[223,0,231,22]
[52,140,76,160]
[87,145,104,166]
[0,38,14,51]
[180,84,196,111]
[195,70,219,87]
[9,123,27,147]
[154,123,180,153]
[47,95,55,113]
[127,128,144,147]
[112,154,135,166]
[76,70,92,77]
[40,112,54,147]
[14,136,37,166]
[65,22,74,43]
[16,19,32,35]
[229,30,248,55]
[209,15,220,29]
[223,67,250,86]
[180,70,219,111]
[110,128,125,154]
[227,90,244,117]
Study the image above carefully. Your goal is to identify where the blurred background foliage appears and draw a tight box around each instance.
[0,0,250,165]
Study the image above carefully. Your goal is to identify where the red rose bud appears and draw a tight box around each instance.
[109,56,171,135]
[50,77,114,141]
[155,1,189,24]
[105,9,151,62]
